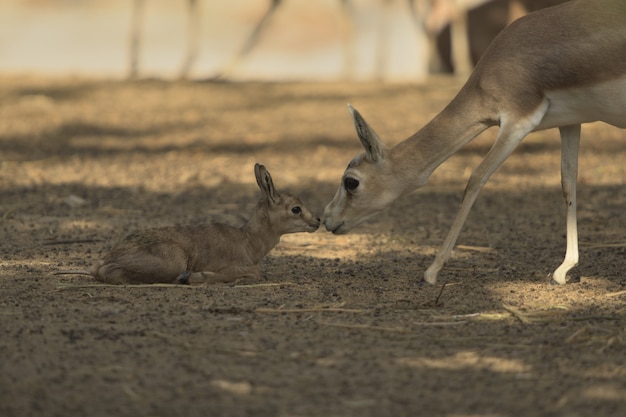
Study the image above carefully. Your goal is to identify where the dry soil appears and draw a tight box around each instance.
[1,76,625,417]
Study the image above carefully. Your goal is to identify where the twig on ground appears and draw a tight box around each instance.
[566,325,624,349]
[604,290,626,298]
[256,307,366,314]
[1,206,21,223]
[570,315,621,321]
[434,282,448,306]
[43,238,103,245]
[580,242,626,249]
[471,312,512,321]
[56,281,297,291]
[55,283,194,290]
[502,304,532,324]
[565,326,590,343]
[122,385,142,401]
[411,320,467,326]
[318,321,408,333]
[445,267,498,273]
[456,245,496,253]
[501,304,569,324]
[233,282,297,288]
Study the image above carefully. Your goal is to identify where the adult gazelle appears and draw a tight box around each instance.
[323,0,626,285]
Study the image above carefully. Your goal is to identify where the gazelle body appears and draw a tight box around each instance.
[323,0,626,284]
[58,164,320,284]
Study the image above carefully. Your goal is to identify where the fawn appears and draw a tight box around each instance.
[56,164,320,284]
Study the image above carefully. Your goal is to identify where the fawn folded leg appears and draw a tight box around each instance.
[177,265,261,285]
[94,251,188,284]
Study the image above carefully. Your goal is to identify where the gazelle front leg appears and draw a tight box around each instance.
[424,114,544,284]
[552,124,581,284]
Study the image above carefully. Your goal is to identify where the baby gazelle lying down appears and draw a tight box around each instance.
[56,164,320,285]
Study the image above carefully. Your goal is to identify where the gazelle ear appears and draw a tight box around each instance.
[254,163,280,203]
[348,104,386,162]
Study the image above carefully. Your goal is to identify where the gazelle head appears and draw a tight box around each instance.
[255,163,321,234]
[323,105,420,235]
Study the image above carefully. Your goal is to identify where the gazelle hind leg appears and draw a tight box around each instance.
[552,124,581,284]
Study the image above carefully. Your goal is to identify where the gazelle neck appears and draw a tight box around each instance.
[389,87,494,192]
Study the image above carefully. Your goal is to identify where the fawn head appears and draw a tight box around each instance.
[255,163,320,234]
[323,105,415,235]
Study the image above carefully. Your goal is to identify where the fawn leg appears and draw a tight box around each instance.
[176,265,261,285]
[96,251,188,284]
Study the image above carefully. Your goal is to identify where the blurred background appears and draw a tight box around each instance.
[0,0,425,81]
[0,0,566,82]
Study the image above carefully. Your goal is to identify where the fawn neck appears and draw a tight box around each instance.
[242,201,281,264]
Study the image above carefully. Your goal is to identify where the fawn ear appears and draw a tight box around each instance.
[348,104,386,162]
[255,163,280,203]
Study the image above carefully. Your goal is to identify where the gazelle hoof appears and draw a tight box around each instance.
[423,268,439,285]
[551,264,580,285]
[549,273,580,285]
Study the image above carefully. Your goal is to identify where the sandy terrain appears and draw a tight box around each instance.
[1,76,625,417]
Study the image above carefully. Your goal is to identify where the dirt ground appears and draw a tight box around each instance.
[1,76,625,417]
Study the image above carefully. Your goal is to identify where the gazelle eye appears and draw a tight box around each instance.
[344,177,360,192]
[291,206,302,215]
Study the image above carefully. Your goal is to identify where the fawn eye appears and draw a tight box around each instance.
[291,206,302,215]
[344,177,360,192]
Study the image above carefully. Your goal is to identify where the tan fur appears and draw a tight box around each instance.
[323,0,626,285]
[58,164,320,285]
